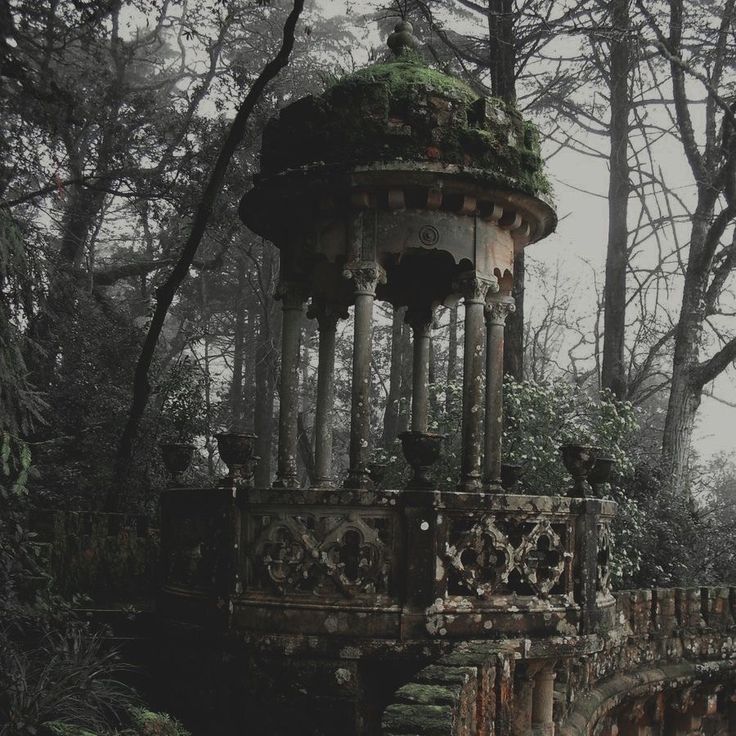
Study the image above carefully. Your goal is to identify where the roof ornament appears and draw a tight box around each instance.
[387,20,419,57]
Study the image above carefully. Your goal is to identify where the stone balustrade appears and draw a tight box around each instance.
[379,586,736,736]
[158,487,616,640]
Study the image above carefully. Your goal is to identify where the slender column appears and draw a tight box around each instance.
[456,272,497,491]
[405,306,433,433]
[344,262,385,489]
[307,301,346,488]
[511,669,536,736]
[273,281,306,488]
[484,295,516,489]
[531,666,556,736]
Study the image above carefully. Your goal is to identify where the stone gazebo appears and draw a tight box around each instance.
[158,24,621,735]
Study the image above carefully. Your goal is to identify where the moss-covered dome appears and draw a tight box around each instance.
[258,25,550,198]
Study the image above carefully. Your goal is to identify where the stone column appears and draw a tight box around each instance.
[344,262,385,489]
[456,272,497,491]
[484,295,515,489]
[273,281,306,488]
[531,666,556,736]
[511,669,536,736]
[405,306,434,433]
[307,301,346,488]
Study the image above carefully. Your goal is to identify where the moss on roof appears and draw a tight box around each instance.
[330,52,478,105]
[258,52,552,198]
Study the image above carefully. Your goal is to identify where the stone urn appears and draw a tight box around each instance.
[399,431,446,489]
[500,463,523,491]
[215,432,258,488]
[368,462,388,488]
[560,444,600,498]
[159,442,195,482]
[588,455,616,494]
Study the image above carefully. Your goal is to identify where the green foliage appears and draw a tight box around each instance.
[0,210,46,438]
[32,293,147,508]
[609,462,701,589]
[127,708,190,736]
[502,380,638,495]
[0,627,134,736]
[157,356,207,443]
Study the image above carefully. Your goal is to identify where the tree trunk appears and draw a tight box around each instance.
[446,304,458,420]
[398,318,413,434]
[504,252,524,380]
[111,0,304,506]
[382,306,405,446]
[601,0,631,400]
[229,256,247,431]
[254,248,279,488]
[243,304,256,431]
[487,0,516,104]
[661,366,701,492]
[488,0,524,380]
[661,209,712,489]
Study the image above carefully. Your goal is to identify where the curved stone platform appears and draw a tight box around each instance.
[379,587,736,735]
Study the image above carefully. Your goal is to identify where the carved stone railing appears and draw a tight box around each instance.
[376,587,736,736]
[159,488,615,640]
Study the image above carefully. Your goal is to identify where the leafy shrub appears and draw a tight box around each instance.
[0,626,134,736]
[502,380,638,494]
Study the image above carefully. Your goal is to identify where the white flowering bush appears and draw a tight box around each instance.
[503,380,639,495]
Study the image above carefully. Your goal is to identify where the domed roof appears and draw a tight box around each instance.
[257,23,550,199]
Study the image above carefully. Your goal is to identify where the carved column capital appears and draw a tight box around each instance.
[454,271,499,304]
[485,295,516,326]
[404,305,434,335]
[274,280,308,310]
[307,300,349,330]
[343,261,386,296]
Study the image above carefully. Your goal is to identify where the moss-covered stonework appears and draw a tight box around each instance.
[259,53,550,197]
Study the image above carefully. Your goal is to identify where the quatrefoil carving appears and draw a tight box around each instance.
[254,514,387,598]
[516,521,566,597]
[597,523,612,594]
[445,516,515,599]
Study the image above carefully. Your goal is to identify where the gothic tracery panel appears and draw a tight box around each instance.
[249,511,392,599]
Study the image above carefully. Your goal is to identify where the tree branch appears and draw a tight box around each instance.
[111,0,305,505]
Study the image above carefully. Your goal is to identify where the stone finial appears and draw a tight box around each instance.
[387,20,419,57]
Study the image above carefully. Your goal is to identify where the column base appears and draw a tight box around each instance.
[459,476,483,492]
[532,726,555,736]
[343,469,373,490]
[311,477,337,490]
[272,476,301,489]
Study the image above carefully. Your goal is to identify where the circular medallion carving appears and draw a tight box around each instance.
[418,225,440,246]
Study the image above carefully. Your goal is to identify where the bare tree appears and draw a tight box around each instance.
[112,0,305,505]
[636,0,736,489]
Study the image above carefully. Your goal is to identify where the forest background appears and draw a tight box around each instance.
[2,1,736,730]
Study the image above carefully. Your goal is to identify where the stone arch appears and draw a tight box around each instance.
[559,662,736,736]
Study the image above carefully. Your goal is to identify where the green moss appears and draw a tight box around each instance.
[331,54,477,105]
[261,53,553,198]
[128,709,191,736]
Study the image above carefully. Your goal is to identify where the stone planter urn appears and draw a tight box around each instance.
[560,444,600,498]
[500,463,523,491]
[399,431,446,489]
[159,442,195,482]
[215,432,258,488]
[588,454,616,494]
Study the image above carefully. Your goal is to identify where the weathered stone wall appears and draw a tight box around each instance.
[380,587,736,736]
